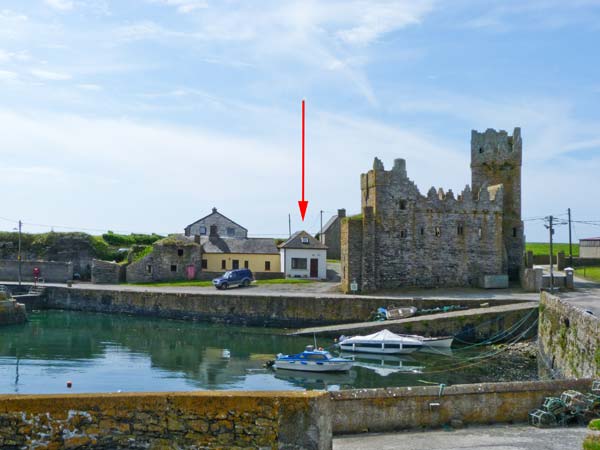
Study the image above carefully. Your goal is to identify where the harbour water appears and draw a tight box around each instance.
[0,311,537,394]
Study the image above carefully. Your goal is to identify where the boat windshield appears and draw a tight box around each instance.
[306,353,328,360]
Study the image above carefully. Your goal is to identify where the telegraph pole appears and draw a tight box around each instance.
[320,210,323,242]
[17,220,22,286]
[547,215,555,291]
[568,208,573,267]
[288,214,291,238]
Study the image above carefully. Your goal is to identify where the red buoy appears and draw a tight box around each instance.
[67,381,72,388]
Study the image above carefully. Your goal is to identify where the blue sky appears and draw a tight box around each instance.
[1,0,599,242]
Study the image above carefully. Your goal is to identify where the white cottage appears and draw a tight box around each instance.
[279,231,327,280]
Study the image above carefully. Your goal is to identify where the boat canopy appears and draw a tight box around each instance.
[341,329,408,343]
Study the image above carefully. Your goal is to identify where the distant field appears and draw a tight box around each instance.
[576,267,600,283]
[525,242,579,257]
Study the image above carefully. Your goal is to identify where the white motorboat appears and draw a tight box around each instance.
[273,346,354,372]
[338,329,423,354]
[404,335,454,348]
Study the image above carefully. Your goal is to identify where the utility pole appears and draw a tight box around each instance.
[288,214,291,238]
[17,220,22,286]
[320,210,323,242]
[546,215,555,291]
[568,208,573,267]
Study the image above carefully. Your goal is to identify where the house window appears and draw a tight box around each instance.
[170,264,177,272]
[291,258,307,270]
[513,227,518,238]
[399,200,407,210]
[221,259,226,269]
[435,226,441,237]
[400,230,407,238]
[244,260,249,269]
[265,261,271,271]
[232,259,239,269]
[201,259,207,269]
[210,225,217,235]
[199,226,207,235]
[301,237,309,244]
[457,225,464,236]
[146,265,152,274]
[227,227,235,237]
[177,248,184,256]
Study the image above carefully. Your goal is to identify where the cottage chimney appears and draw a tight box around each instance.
[338,209,346,218]
[212,207,217,213]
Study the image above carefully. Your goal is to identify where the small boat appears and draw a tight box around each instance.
[338,329,422,354]
[385,306,417,320]
[273,346,353,372]
[404,335,454,348]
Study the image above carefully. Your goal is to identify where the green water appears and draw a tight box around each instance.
[0,311,537,394]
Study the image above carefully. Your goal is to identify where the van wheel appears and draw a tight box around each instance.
[242,279,250,287]
[221,283,228,290]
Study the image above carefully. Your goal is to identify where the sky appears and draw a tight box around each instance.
[1,0,599,243]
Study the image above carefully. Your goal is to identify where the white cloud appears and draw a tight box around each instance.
[77,83,102,91]
[152,0,208,14]
[44,0,74,11]
[0,70,18,81]
[30,69,72,81]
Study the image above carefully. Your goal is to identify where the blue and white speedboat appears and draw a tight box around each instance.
[274,346,354,372]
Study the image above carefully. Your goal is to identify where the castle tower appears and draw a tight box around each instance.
[471,127,524,280]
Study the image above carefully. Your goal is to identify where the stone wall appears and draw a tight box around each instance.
[185,208,248,238]
[321,209,345,260]
[539,291,600,378]
[91,259,125,284]
[0,260,73,283]
[0,391,331,449]
[331,379,591,434]
[41,286,530,328]
[126,236,203,284]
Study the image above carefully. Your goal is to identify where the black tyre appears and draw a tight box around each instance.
[242,279,250,287]
[221,283,228,290]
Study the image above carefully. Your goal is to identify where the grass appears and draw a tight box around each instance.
[577,267,600,283]
[128,278,314,288]
[327,259,340,263]
[526,242,579,257]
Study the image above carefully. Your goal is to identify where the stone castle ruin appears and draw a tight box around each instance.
[341,128,524,293]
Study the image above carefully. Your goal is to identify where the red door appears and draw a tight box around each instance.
[310,258,318,278]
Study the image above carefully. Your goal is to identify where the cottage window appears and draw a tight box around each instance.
[301,237,309,244]
[201,259,207,269]
[227,227,235,237]
[170,264,177,272]
[435,226,441,237]
[232,259,239,269]
[265,261,271,271]
[221,259,226,269]
[400,230,407,238]
[146,265,152,274]
[399,200,407,210]
[457,225,464,236]
[177,248,184,256]
[291,258,307,270]
[244,260,249,269]
[199,226,207,235]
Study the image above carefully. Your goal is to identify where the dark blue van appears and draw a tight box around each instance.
[212,269,254,290]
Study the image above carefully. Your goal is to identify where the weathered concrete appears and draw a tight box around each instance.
[330,379,592,434]
[39,285,532,328]
[333,424,587,450]
[538,291,600,378]
[293,302,538,342]
[0,391,332,450]
[0,260,73,283]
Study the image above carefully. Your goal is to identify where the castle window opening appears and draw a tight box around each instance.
[170,264,177,272]
[146,265,152,274]
[399,199,407,210]
[400,230,407,238]
[479,147,484,154]
[435,226,441,237]
[478,227,483,239]
[457,225,464,236]
[512,227,517,237]
[177,248,184,256]
[420,227,425,236]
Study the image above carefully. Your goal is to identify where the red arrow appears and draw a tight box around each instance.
[298,99,308,220]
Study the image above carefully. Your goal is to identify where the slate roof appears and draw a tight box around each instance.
[185,208,248,232]
[278,231,327,250]
[581,237,600,241]
[200,236,279,254]
[321,215,338,234]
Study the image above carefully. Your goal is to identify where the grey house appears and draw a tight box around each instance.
[319,209,346,260]
[184,208,248,238]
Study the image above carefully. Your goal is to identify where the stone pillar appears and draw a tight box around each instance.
[526,251,534,269]
[557,251,566,271]
[565,267,574,289]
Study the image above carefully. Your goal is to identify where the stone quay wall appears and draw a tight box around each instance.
[40,286,530,328]
[0,260,73,283]
[331,379,592,434]
[0,391,331,450]
[539,291,600,378]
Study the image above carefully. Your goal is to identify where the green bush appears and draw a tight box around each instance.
[583,434,600,450]
[589,419,600,431]
[102,231,163,246]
